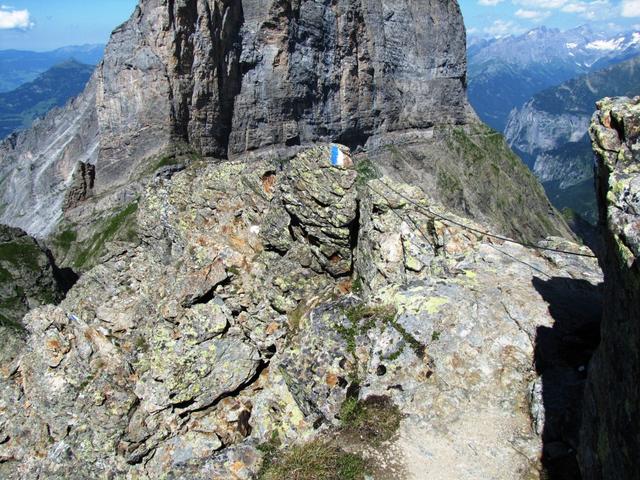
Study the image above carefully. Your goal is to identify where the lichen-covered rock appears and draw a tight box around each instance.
[0,146,358,478]
[579,97,640,480]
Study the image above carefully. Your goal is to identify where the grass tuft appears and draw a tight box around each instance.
[339,395,402,444]
[258,439,367,480]
[355,156,379,186]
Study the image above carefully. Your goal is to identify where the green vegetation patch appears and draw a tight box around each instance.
[337,304,396,358]
[337,303,425,364]
[258,436,367,480]
[153,154,181,171]
[0,265,12,283]
[52,228,78,253]
[350,277,363,295]
[142,148,203,177]
[74,202,139,269]
[0,312,25,332]
[257,394,400,479]
[355,156,379,186]
[0,240,42,271]
[339,395,402,444]
[0,294,27,332]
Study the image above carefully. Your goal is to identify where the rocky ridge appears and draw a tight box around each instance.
[0,146,602,479]
[579,97,640,479]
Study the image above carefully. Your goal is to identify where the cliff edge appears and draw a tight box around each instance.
[579,97,640,479]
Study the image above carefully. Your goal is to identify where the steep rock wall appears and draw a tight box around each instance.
[580,97,640,479]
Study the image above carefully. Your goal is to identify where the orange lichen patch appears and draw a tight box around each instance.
[450,353,463,369]
[45,338,62,351]
[266,322,280,335]
[84,329,95,342]
[196,236,209,247]
[326,373,339,388]
[337,280,352,295]
[261,172,277,194]
[240,256,253,272]
[230,460,246,475]
[229,235,249,251]
[329,253,342,264]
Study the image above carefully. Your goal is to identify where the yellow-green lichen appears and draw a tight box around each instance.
[424,297,450,314]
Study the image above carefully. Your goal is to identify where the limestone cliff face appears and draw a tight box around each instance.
[100,0,469,160]
[579,97,640,479]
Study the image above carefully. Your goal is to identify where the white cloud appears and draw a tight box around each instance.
[622,0,640,17]
[478,0,504,5]
[515,9,552,20]
[522,0,612,20]
[562,2,589,13]
[514,0,568,8]
[484,19,524,37]
[0,7,32,29]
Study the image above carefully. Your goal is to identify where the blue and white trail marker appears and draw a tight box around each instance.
[330,145,345,167]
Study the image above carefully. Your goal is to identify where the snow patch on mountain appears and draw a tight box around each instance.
[586,38,625,51]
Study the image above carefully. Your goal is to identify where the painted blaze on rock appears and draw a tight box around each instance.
[330,145,353,168]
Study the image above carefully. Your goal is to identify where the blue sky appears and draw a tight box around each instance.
[459,0,640,37]
[0,1,137,50]
[1,1,640,50]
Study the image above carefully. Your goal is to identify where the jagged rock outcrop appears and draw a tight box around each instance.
[579,97,640,479]
[0,0,570,249]
[0,147,601,479]
[0,226,65,327]
[0,225,67,367]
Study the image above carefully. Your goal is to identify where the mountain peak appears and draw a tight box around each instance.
[50,58,92,69]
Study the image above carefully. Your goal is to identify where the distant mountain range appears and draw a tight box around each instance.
[504,55,640,223]
[0,60,95,139]
[0,44,103,93]
[468,26,640,132]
